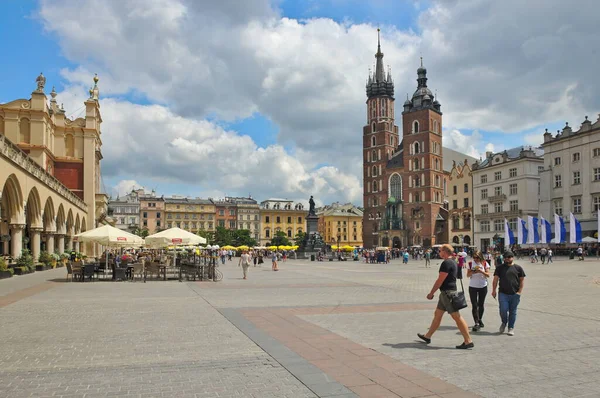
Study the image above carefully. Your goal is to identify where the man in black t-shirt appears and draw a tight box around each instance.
[492,250,525,336]
[417,244,474,349]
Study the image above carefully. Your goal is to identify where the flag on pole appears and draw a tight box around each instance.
[527,216,539,244]
[517,217,528,245]
[540,216,552,244]
[504,218,516,245]
[569,212,582,243]
[554,214,566,243]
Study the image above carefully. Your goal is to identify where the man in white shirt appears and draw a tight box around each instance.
[238,250,251,280]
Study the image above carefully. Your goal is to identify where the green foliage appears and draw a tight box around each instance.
[0,256,9,271]
[38,251,53,265]
[213,226,232,246]
[231,229,257,247]
[294,231,306,246]
[196,229,213,243]
[16,249,34,270]
[131,227,150,238]
[270,231,291,247]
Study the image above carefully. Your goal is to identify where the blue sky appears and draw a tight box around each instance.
[2,0,594,203]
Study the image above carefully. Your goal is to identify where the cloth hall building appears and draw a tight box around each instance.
[362,32,474,249]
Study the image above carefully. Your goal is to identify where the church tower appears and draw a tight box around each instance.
[401,60,445,247]
[362,29,399,248]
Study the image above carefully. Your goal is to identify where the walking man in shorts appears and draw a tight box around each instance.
[418,244,474,349]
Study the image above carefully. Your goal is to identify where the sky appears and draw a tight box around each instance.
[1,0,599,207]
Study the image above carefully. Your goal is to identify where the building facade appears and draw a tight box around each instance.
[0,73,106,258]
[317,202,363,247]
[139,191,164,234]
[232,197,260,241]
[108,189,141,231]
[446,160,474,246]
[164,197,215,234]
[214,198,237,230]
[472,147,544,252]
[361,31,474,249]
[259,199,306,246]
[539,116,600,239]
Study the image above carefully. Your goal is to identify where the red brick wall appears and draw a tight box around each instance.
[54,162,83,192]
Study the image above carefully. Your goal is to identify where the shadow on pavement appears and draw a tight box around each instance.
[383,342,455,350]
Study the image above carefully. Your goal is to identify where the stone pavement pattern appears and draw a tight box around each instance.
[0,256,598,397]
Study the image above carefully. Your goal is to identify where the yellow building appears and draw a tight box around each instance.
[164,197,216,234]
[317,203,363,247]
[259,199,306,246]
[0,73,106,258]
[446,160,474,246]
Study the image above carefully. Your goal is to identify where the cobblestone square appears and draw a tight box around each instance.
[0,256,598,397]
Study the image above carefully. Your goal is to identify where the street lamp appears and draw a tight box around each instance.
[337,234,341,260]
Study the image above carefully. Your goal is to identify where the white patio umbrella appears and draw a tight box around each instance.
[74,224,145,275]
[145,228,207,278]
[581,236,596,243]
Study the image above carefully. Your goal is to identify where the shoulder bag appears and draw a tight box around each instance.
[449,278,468,311]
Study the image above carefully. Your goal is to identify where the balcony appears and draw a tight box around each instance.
[476,209,522,219]
[487,194,507,202]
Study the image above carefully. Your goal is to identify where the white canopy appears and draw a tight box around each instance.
[145,227,207,247]
[581,236,597,243]
[74,224,144,247]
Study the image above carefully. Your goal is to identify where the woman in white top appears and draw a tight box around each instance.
[467,250,491,332]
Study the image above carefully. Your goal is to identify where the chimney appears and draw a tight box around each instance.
[485,151,493,158]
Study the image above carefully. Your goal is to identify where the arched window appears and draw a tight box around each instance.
[413,120,419,134]
[373,181,378,192]
[372,122,376,133]
[372,149,377,161]
[414,176,420,187]
[435,158,440,170]
[373,197,378,206]
[414,142,420,154]
[413,158,419,170]
[65,134,74,157]
[19,118,31,144]
[372,165,378,177]
[389,174,402,201]
[434,120,438,133]
[371,136,376,147]
[415,191,420,202]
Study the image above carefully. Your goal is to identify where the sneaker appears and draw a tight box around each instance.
[507,328,514,336]
[499,323,507,334]
[456,342,474,349]
[472,325,480,332]
[417,333,431,344]
[479,321,484,328]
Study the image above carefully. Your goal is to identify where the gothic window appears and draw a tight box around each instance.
[65,134,74,157]
[19,118,31,144]
[434,120,438,133]
[372,122,376,133]
[373,181,378,192]
[414,142,420,154]
[372,165,378,177]
[371,136,376,147]
[373,197,378,206]
[414,176,420,187]
[390,174,402,201]
[372,149,377,161]
[413,158,419,170]
[413,120,419,134]
[435,158,440,170]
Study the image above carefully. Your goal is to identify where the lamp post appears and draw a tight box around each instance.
[337,234,341,260]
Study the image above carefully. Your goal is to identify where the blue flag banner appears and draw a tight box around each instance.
[569,212,582,243]
[540,216,552,244]
[504,218,516,245]
[517,217,528,245]
[554,214,566,243]
[527,215,539,244]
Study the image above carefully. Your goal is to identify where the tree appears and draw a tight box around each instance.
[231,229,257,247]
[294,231,306,246]
[130,226,149,238]
[270,231,291,247]
[197,229,213,244]
[213,226,233,246]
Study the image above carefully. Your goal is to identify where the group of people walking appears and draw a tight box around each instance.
[237,250,281,279]
[418,244,526,349]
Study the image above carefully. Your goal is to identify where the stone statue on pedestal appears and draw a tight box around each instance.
[308,196,316,216]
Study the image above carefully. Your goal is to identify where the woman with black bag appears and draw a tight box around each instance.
[417,244,474,349]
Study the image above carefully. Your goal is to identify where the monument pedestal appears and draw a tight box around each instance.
[297,214,323,260]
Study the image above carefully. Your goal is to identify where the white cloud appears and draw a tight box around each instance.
[38,0,600,204]
[112,180,142,197]
[442,129,485,159]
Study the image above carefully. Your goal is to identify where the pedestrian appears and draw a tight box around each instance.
[492,250,526,336]
[253,251,258,267]
[577,246,584,261]
[547,248,553,263]
[540,247,547,264]
[403,250,409,264]
[272,252,279,271]
[238,250,251,280]
[417,244,474,349]
[467,251,490,332]
[424,249,431,268]
[533,248,539,263]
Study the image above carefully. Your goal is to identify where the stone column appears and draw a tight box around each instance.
[46,233,55,254]
[30,228,42,263]
[57,235,65,255]
[10,224,25,258]
[67,237,73,251]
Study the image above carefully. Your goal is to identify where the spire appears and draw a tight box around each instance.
[374,28,385,83]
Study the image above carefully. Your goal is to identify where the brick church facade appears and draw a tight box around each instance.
[362,31,450,249]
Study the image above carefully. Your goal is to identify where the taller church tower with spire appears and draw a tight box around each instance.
[362,29,399,248]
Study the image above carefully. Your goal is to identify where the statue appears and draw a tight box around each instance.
[36,73,46,92]
[308,196,316,216]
